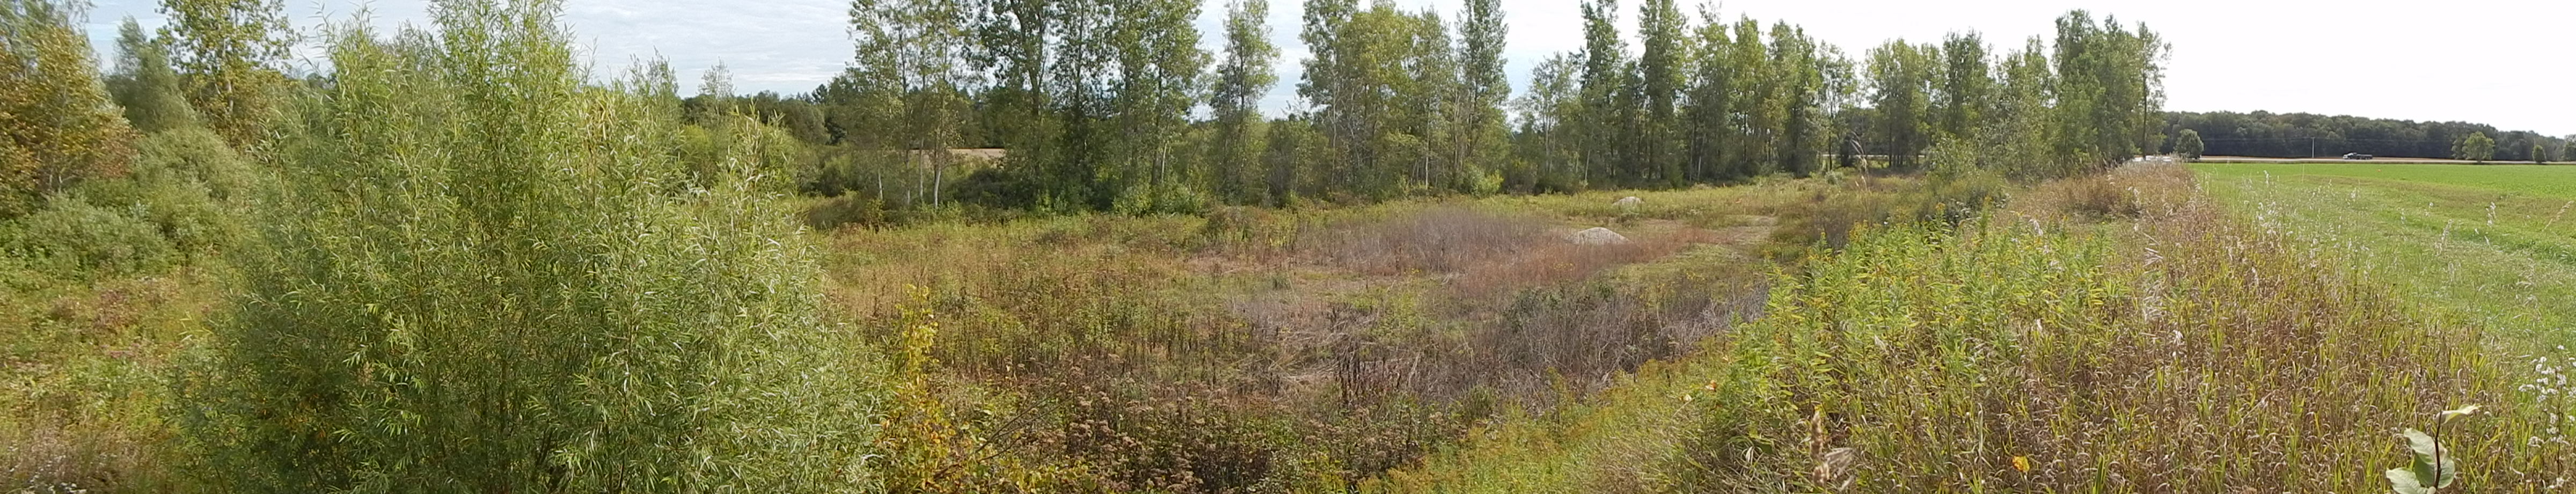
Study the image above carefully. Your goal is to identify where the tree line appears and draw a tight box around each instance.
[2164,111,2570,162]
[788,0,2172,214]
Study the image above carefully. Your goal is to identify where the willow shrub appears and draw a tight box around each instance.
[175,2,884,492]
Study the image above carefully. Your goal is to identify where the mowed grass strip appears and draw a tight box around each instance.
[2195,162,2576,199]
[2193,162,2576,349]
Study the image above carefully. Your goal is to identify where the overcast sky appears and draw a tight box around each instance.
[79,0,2576,136]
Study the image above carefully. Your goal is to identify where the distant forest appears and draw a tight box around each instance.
[2164,111,2571,161]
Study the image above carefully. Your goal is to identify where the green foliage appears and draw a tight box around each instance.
[157,0,292,147]
[131,127,252,201]
[1455,0,1512,193]
[1573,0,1625,187]
[1865,39,1938,169]
[1,0,141,217]
[812,3,2162,210]
[1633,0,1685,188]
[2049,10,2167,168]
[177,3,884,491]
[2533,142,2546,164]
[2384,405,2479,494]
[2176,128,2205,158]
[1388,166,2570,492]
[2169,111,2566,161]
[2,194,177,278]
[1209,0,1277,205]
[2454,132,2496,162]
[108,17,201,133]
[1934,32,1992,141]
[1297,0,1467,201]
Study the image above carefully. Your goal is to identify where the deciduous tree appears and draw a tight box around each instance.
[2176,128,2204,159]
[2455,131,2495,162]
[1209,0,1277,204]
[2,0,140,215]
[1455,0,1510,194]
[1934,32,1992,141]
[108,17,200,133]
[1866,40,1936,169]
[851,0,975,207]
[1635,0,1686,187]
[158,0,291,147]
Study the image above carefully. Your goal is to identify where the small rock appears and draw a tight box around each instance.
[1613,196,1643,208]
[1569,227,1630,245]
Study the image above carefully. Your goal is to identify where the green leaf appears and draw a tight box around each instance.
[2387,467,2433,494]
[2411,454,2440,487]
[2401,428,2439,457]
[2397,428,2460,489]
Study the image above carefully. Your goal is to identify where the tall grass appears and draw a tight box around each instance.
[811,187,1795,492]
[173,2,883,491]
[1380,164,2572,492]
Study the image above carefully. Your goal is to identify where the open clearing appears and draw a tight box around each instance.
[2197,157,2575,165]
[2195,162,2576,348]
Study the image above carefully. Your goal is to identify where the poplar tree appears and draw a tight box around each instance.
[1401,9,1460,193]
[851,0,975,207]
[1934,32,1992,141]
[1721,18,1772,179]
[1297,0,1358,194]
[1456,0,1510,193]
[1867,40,1936,169]
[1635,0,1687,187]
[1575,0,1625,187]
[2050,10,2167,167]
[1514,53,1580,191]
[158,0,291,148]
[1990,37,2058,177]
[1301,0,1440,199]
[1103,0,1208,213]
[1678,11,1723,183]
[1,0,140,215]
[1209,0,1277,204]
[972,0,1053,156]
[1769,23,1828,177]
[109,17,201,133]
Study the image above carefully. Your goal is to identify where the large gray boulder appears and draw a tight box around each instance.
[1569,227,1630,245]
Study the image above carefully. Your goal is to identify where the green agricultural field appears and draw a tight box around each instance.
[2198,162,2576,198]
[2195,162,2576,348]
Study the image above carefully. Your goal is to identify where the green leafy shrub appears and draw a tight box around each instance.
[1667,165,2551,492]
[174,3,884,492]
[2,197,176,278]
[805,194,897,231]
[129,128,254,202]
[0,0,140,218]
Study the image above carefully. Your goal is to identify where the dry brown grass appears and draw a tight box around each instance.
[1379,163,2574,493]
[0,272,208,493]
[814,190,1790,492]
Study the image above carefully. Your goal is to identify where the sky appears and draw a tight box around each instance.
[78,0,2576,136]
